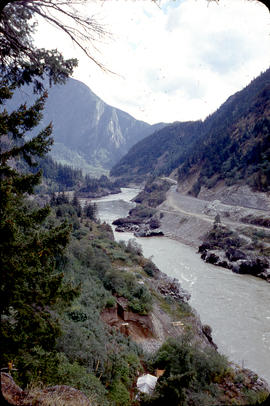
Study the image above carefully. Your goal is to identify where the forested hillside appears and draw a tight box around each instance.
[111,121,203,184]
[111,68,270,194]
[31,156,83,191]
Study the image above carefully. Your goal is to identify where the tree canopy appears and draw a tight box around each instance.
[0,74,79,384]
[0,0,82,391]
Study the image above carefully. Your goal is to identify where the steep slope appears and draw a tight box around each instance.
[110,120,203,183]
[7,78,164,174]
[111,68,270,193]
[179,69,270,195]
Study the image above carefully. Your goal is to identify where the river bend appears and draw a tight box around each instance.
[87,188,270,384]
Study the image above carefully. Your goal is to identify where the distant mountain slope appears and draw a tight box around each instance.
[179,71,270,194]
[7,78,164,174]
[110,120,204,183]
[111,68,270,193]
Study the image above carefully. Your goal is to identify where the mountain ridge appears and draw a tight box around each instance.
[111,68,270,194]
[6,78,164,175]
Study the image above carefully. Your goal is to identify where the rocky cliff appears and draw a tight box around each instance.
[6,79,164,174]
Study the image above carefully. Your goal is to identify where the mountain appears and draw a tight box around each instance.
[111,68,270,193]
[110,120,203,183]
[6,78,164,175]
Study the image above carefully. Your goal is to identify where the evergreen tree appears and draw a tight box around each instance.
[72,193,82,217]
[0,80,77,383]
[84,202,97,220]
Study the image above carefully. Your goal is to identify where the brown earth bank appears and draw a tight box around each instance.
[100,265,216,354]
[101,298,216,354]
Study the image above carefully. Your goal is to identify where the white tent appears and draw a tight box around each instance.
[137,374,158,394]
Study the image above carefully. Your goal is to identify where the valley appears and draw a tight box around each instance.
[94,187,270,386]
[2,2,270,405]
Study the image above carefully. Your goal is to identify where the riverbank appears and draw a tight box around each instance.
[115,184,270,282]
[93,187,270,385]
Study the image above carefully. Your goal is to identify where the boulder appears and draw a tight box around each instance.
[198,243,211,253]
[1,373,91,406]
[238,257,269,275]
[149,218,161,229]
[1,373,24,405]
[205,252,219,264]
[112,217,142,226]
[156,277,190,302]
[134,226,164,237]
[202,324,218,350]
[226,247,247,262]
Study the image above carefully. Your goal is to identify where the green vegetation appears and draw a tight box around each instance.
[129,205,156,219]
[201,224,243,250]
[34,155,83,191]
[1,182,146,403]
[0,74,143,404]
[134,178,171,208]
[46,206,145,402]
[141,335,229,406]
[0,80,78,385]
[104,269,152,314]
[142,259,159,278]
[193,80,270,193]
[241,214,270,229]
[77,174,121,197]
[140,335,268,406]
[238,226,270,259]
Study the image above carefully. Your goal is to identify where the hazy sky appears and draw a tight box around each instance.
[35,0,270,124]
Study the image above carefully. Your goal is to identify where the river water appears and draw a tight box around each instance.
[90,188,270,384]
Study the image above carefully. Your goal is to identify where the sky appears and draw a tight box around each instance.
[35,0,270,124]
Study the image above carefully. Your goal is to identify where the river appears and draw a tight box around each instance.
[88,188,270,384]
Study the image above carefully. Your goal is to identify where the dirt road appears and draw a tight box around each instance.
[158,185,270,246]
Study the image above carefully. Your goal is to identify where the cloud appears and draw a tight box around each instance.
[34,0,270,124]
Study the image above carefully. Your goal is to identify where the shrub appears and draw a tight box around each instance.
[145,335,230,405]
[129,205,156,219]
[108,380,130,406]
[105,296,116,308]
[57,355,109,403]
[125,239,143,257]
[103,269,152,314]
[143,260,158,277]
